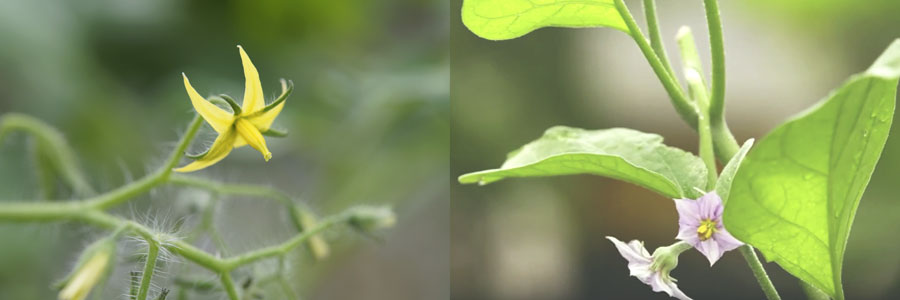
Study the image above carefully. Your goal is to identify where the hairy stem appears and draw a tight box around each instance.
[0,112,379,298]
[613,0,698,129]
[0,113,94,196]
[740,246,782,300]
[138,241,160,300]
[169,174,330,260]
[220,272,240,300]
[224,211,352,269]
[85,115,204,210]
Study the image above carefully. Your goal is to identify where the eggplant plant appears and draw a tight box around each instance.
[458,0,900,299]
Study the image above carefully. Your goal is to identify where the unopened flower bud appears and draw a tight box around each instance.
[58,237,116,300]
[347,206,396,234]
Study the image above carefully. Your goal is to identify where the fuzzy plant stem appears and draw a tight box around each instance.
[0,113,362,298]
[137,241,160,300]
[219,272,240,300]
[0,113,95,196]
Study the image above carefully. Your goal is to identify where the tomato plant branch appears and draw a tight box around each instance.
[137,240,160,300]
[0,113,388,298]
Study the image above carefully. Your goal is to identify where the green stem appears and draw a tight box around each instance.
[671,9,780,299]
[613,0,698,129]
[740,246,782,300]
[169,174,330,260]
[0,113,94,196]
[220,272,240,300]
[676,26,717,188]
[703,0,727,123]
[138,241,160,300]
[223,211,351,269]
[711,121,740,163]
[0,113,369,299]
[642,0,676,79]
[85,115,204,210]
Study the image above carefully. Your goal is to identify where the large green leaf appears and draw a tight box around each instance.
[723,40,900,299]
[461,0,628,41]
[458,126,708,199]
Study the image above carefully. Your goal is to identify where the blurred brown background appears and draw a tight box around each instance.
[451,0,900,299]
[0,0,448,299]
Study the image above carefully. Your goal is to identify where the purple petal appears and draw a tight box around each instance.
[697,192,723,220]
[697,239,723,266]
[606,236,651,265]
[676,225,701,247]
[674,199,701,227]
[713,230,744,252]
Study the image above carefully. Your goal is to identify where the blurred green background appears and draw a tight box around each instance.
[452,0,900,299]
[0,0,447,299]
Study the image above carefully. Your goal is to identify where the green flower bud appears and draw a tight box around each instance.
[347,206,396,234]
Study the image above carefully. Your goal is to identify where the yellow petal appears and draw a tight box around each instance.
[174,130,237,173]
[248,100,285,131]
[59,252,109,300]
[183,73,233,134]
[238,45,265,113]
[235,118,271,161]
[233,135,247,148]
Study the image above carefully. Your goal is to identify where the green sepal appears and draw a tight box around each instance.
[249,79,294,118]
[262,128,288,137]
[185,147,211,160]
[218,94,242,116]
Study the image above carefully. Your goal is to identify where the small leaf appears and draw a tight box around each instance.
[459,126,708,199]
[461,0,628,41]
[723,40,900,299]
[715,139,753,204]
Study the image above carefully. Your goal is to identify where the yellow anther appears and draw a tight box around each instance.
[697,219,717,241]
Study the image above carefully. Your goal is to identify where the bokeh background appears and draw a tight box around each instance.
[0,0,448,299]
[452,0,900,299]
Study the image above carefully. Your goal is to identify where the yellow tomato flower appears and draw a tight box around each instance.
[58,247,111,300]
[175,45,292,173]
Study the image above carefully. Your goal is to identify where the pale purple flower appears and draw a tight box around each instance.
[674,191,744,266]
[606,236,692,300]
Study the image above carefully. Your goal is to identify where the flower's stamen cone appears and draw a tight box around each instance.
[235,118,272,161]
